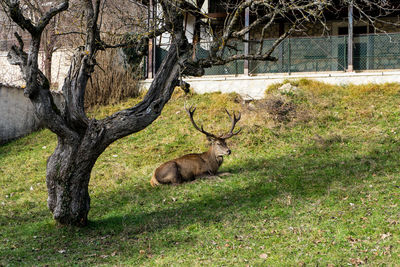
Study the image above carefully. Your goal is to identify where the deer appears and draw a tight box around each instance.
[150,105,241,186]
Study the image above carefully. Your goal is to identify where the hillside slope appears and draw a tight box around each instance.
[1,80,400,266]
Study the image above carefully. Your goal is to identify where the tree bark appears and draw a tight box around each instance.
[44,37,187,225]
[46,120,106,226]
[46,142,92,226]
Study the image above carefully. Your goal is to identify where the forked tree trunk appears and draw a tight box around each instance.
[45,120,107,225]
[44,41,184,225]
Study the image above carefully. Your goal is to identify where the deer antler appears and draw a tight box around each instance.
[220,109,241,139]
[185,104,218,139]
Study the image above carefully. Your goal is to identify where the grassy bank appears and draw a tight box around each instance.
[1,80,400,265]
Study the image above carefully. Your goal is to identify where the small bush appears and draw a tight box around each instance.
[265,82,282,94]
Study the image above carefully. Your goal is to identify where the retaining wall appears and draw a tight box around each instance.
[141,70,400,99]
[0,84,63,144]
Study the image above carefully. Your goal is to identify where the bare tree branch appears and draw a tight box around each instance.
[4,0,37,34]
[198,53,277,68]
[37,1,69,32]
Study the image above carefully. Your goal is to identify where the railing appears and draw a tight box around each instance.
[154,32,400,76]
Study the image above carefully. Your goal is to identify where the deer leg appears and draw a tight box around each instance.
[217,172,231,177]
[196,174,223,181]
[157,172,180,185]
[194,172,231,182]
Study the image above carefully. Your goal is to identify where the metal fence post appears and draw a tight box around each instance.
[344,36,347,71]
[244,2,250,75]
[288,37,291,75]
[347,0,354,72]
[279,40,284,72]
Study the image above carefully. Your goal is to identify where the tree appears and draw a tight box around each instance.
[0,0,396,226]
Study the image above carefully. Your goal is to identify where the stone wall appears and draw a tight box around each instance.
[0,84,63,144]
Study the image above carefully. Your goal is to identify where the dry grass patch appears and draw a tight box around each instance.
[85,49,141,109]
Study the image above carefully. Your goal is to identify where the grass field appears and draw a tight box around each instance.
[1,80,400,266]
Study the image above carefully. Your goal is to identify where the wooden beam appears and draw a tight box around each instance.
[206,12,227,18]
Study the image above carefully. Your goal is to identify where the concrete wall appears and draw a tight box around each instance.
[141,70,400,100]
[0,84,63,144]
[0,84,42,144]
[0,49,70,143]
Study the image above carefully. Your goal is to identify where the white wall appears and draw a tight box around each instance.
[0,49,72,90]
[0,84,64,144]
[141,71,400,99]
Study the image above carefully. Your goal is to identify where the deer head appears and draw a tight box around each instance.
[185,105,241,157]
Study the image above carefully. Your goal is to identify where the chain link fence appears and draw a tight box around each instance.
[249,36,349,74]
[354,33,400,70]
[195,42,244,75]
[2,33,400,79]
[147,33,400,77]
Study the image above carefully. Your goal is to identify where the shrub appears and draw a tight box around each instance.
[84,49,142,108]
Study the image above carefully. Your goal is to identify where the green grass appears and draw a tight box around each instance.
[1,82,400,266]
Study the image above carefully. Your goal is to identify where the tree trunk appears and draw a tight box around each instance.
[46,144,90,226]
[46,121,106,226]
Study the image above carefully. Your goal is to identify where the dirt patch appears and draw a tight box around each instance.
[260,96,297,122]
[238,88,313,132]
[241,95,298,124]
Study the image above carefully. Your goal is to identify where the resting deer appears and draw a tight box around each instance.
[150,105,241,186]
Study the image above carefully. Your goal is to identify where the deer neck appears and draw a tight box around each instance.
[205,146,223,170]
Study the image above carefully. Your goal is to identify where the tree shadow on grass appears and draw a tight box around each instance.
[94,140,400,232]
[3,138,400,265]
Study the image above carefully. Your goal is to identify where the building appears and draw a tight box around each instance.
[143,0,400,99]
